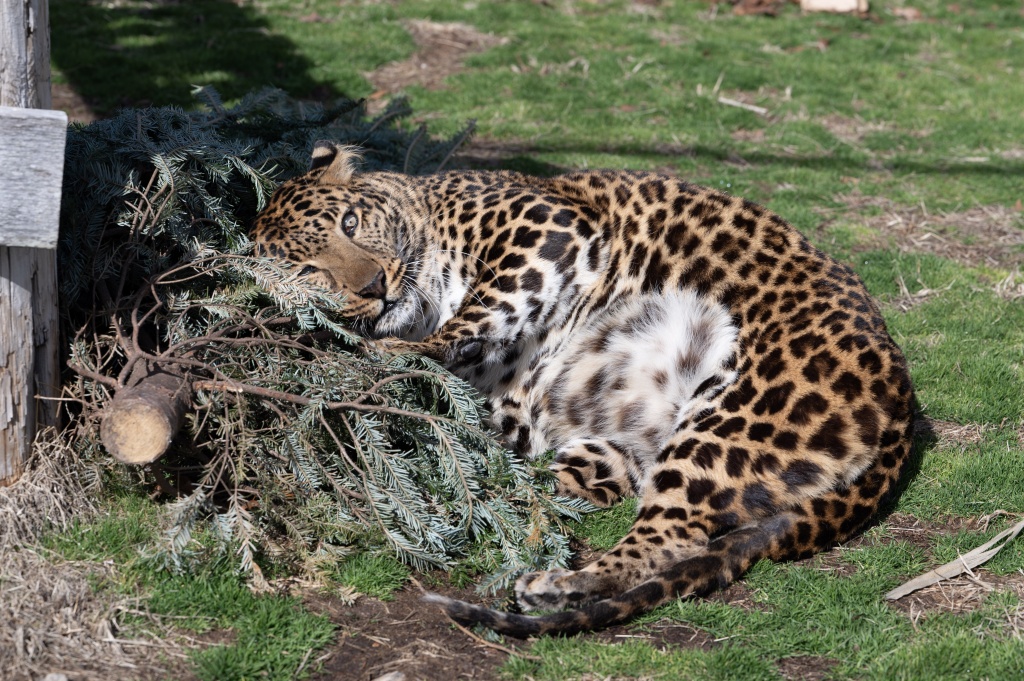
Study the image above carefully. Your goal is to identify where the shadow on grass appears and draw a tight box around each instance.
[50,0,337,115]
[464,139,1024,178]
[876,404,933,524]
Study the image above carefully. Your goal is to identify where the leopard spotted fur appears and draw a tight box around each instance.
[251,142,914,637]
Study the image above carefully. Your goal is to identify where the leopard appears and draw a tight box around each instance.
[251,141,915,638]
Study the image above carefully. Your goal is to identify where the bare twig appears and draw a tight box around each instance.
[717,96,768,116]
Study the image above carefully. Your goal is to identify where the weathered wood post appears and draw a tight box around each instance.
[1,0,65,484]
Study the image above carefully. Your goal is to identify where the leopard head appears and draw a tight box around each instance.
[251,142,426,338]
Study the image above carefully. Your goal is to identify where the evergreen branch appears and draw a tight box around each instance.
[59,86,585,589]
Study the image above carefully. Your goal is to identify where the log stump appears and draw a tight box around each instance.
[100,370,190,465]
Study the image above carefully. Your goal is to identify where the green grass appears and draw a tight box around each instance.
[507,557,1024,681]
[897,425,1024,521]
[852,252,1024,422]
[47,0,1024,678]
[332,552,410,600]
[572,497,637,551]
[42,496,335,681]
[505,636,779,681]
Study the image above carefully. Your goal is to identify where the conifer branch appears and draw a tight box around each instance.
[58,86,587,590]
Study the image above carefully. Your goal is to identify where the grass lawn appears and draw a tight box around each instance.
[31,0,1024,679]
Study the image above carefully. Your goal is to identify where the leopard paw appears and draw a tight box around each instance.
[515,568,596,611]
[373,337,442,360]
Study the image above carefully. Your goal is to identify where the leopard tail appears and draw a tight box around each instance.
[423,511,801,638]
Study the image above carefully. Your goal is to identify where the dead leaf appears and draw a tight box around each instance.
[886,517,1024,600]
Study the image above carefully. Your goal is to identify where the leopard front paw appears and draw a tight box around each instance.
[371,337,444,361]
[437,336,486,368]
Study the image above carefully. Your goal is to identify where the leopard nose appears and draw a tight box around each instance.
[357,269,387,300]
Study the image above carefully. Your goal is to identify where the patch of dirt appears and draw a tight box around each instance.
[627,0,664,18]
[916,416,992,449]
[52,81,98,125]
[708,579,761,610]
[881,512,975,550]
[731,0,787,16]
[649,25,690,46]
[593,618,718,651]
[817,114,897,145]
[366,20,507,96]
[838,194,1024,270]
[777,655,839,681]
[731,128,767,143]
[306,571,760,681]
[452,138,542,168]
[891,571,1024,623]
[812,511,998,581]
[810,510,1024,629]
[307,582,520,681]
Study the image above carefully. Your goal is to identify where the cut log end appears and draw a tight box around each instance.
[101,400,176,464]
[100,371,190,465]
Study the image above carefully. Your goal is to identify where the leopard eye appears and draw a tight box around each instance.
[341,211,358,236]
[298,265,318,277]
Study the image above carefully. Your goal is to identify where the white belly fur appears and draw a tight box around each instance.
[525,290,739,468]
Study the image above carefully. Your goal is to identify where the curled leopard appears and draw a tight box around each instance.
[251,142,914,637]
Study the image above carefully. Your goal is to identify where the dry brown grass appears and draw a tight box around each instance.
[0,550,191,681]
[839,195,1024,270]
[0,436,192,681]
[894,570,1024,630]
[0,433,99,553]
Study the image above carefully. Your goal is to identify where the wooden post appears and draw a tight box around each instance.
[0,0,64,485]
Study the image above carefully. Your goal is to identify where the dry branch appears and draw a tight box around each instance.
[717,96,769,116]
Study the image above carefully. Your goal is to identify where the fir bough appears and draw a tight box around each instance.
[60,88,587,589]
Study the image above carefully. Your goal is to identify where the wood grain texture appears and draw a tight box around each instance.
[100,371,191,465]
[0,0,52,108]
[0,106,67,248]
[1,0,62,484]
[0,246,59,482]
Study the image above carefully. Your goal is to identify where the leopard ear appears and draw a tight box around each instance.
[310,141,361,184]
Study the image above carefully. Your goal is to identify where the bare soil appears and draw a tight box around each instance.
[731,0,789,17]
[890,570,1024,621]
[920,417,989,448]
[307,582,515,681]
[304,575,759,681]
[777,655,839,681]
[818,510,1024,624]
[366,20,507,96]
[52,81,98,125]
